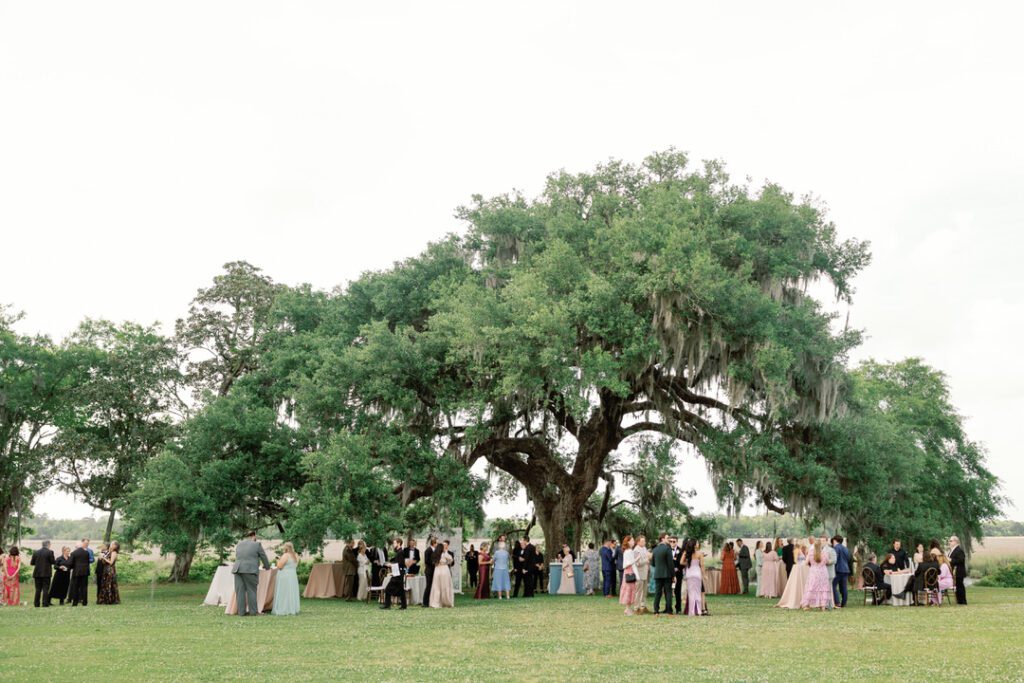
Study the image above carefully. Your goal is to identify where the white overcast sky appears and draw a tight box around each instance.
[2,2,1022,521]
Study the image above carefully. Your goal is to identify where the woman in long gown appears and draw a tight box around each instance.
[272,542,301,616]
[753,541,763,589]
[719,542,740,595]
[757,542,780,598]
[3,547,22,606]
[50,546,72,605]
[775,539,789,596]
[684,540,705,617]
[582,543,600,595]
[94,543,110,604]
[557,545,576,595]
[474,543,492,599]
[776,543,808,609]
[429,544,455,608]
[491,542,511,599]
[800,541,832,610]
[618,536,637,615]
[356,541,371,601]
[96,541,121,605]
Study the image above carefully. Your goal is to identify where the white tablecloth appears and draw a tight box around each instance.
[202,566,235,606]
[406,575,426,604]
[885,573,914,606]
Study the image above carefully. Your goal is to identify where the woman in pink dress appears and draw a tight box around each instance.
[933,549,954,604]
[757,542,780,598]
[618,535,637,615]
[3,546,22,606]
[800,541,832,610]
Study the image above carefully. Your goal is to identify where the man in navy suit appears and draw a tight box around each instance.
[613,540,624,596]
[831,535,852,608]
[599,539,615,597]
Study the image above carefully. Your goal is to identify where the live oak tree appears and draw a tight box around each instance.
[423,150,869,552]
[51,320,179,543]
[282,150,870,553]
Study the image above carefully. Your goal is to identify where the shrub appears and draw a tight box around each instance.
[115,557,160,584]
[976,562,1024,588]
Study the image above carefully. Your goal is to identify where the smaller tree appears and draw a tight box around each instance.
[52,320,179,542]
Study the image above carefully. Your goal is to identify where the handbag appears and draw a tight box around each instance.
[625,570,637,583]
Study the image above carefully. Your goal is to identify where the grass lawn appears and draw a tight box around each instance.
[2,583,1024,681]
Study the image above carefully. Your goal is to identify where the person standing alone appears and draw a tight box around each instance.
[831,535,851,608]
[31,540,55,607]
[232,530,270,616]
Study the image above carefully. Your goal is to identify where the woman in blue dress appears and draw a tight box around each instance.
[272,542,301,616]
[491,541,511,599]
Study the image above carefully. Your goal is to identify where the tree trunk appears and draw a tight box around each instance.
[535,495,585,558]
[170,545,196,582]
[104,509,116,543]
[0,507,8,549]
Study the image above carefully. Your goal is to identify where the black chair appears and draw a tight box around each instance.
[915,567,939,606]
[862,567,884,606]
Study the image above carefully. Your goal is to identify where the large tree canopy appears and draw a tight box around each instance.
[275,150,875,552]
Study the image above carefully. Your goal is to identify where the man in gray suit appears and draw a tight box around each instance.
[233,530,270,616]
[736,539,752,594]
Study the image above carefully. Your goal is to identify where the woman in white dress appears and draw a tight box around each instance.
[355,540,371,601]
[776,542,809,609]
[429,541,455,608]
[557,545,576,594]
[754,541,764,590]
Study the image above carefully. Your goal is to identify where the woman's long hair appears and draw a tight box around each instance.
[682,539,697,566]
[813,541,822,564]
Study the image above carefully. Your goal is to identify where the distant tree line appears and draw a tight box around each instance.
[1,150,1001,580]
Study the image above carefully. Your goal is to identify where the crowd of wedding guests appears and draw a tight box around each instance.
[750,534,966,609]
[0,539,120,608]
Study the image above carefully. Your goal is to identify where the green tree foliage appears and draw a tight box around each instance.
[127,262,299,579]
[0,307,80,548]
[51,320,179,542]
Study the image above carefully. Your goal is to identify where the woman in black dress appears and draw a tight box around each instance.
[95,543,110,604]
[97,541,120,605]
[50,546,72,605]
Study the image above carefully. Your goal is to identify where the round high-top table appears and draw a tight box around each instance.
[304,562,344,598]
[885,572,914,606]
[202,565,235,606]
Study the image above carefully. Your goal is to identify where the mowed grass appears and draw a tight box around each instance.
[2,584,1024,681]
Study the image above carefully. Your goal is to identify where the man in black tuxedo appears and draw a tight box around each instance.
[404,540,420,576]
[31,540,56,607]
[948,536,967,604]
[68,543,92,606]
[421,537,437,608]
[670,537,684,614]
[381,537,407,610]
[782,539,795,577]
[512,539,526,597]
[532,545,545,592]
[888,539,910,571]
[521,537,537,597]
